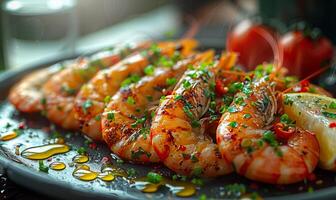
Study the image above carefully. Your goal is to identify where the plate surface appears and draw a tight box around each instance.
[1,55,336,200]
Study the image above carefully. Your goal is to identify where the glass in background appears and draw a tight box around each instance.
[2,0,78,69]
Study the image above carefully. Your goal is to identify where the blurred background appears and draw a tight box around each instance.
[0,0,335,90]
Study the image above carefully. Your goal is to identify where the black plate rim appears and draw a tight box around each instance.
[1,54,336,200]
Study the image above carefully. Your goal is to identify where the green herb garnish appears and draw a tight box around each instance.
[166,77,177,86]
[147,172,163,184]
[82,100,93,114]
[38,160,49,173]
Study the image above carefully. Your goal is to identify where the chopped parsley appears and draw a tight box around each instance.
[191,154,199,163]
[149,44,160,56]
[174,94,183,100]
[82,100,93,114]
[243,113,252,119]
[262,130,282,157]
[131,147,151,159]
[140,127,150,139]
[322,111,336,119]
[127,96,135,105]
[38,160,49,173]
[191,178,204,186]
[131,116,146,128]
[146,95,153,102]
[224,183,246,198]
[127,168,137,177]
[40,98,47,105]
[192,167,203,176]
[77,147,87,155]
[329,102,336,109]
[228,106,238,113]
[144,65,155,75]
[229,121,238,128]
[121,74,141,88]
[104,96,111,104]
[182,79,192,89]
[147,172,163,184]
[106,111,115,121]
[166,77,177,86]
[284,96,294,106]
[160,95,166,103]
[280,114,295,126]
[199,194,207,200]
[61,85,76,95]
[228,82,243,94]
[158,56,175,68]
[242,84,252,96]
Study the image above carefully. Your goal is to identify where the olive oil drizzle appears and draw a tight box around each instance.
[21,144,70,160]
[0,131,18,141]
[131,177,196,197]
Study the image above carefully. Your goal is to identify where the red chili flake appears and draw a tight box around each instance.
[307,173,317,181]
[18,122,26,129]
[329,122,336,128]
[89,142,97,150]
[215,79,227,96]
[178,145,186,151]
[164,90,173,96]
[300,87,309,92]
[300,80,310,87]
[101,156,110,164]
[47,157,52,162]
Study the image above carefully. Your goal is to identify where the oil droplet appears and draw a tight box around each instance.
[102,166,127,177]
[98,172,115,182]
[76,164,90,170]
[132,177,196,197]
[73,165,98,181]
[21,144,70,160]
[166,179,196,197]
[73,155,89,163]
[0,131,17,141]
[15,145,20,155]
[49,162,66,171]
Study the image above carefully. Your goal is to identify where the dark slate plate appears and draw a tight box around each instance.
[1,53,336,200]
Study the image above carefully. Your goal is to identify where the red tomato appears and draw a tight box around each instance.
[279,31,334,79]
[226,19,277,70]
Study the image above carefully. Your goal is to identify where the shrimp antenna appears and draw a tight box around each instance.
[253,28,283,75]
[281,66,330,94]
[183,18,200,39]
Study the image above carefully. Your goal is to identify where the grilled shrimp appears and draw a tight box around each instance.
[101,51,214,163]
[74,39,197,140]
[42,42,149,130]
[150,53,237,177]
[216,76,320,184]
[9,63,65,113]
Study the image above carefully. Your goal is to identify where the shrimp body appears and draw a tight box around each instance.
[75,39,197,140]
[150,55,237,177]
[216,77,320,184]
[42,43,148,130]
[9,63,64,113]
[102,51,213,163]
